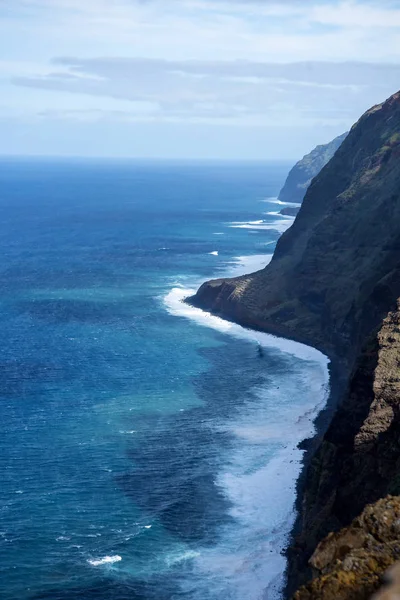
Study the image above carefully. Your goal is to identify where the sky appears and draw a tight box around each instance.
[1,0,400,160]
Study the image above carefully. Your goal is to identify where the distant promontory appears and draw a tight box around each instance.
[278,132,348,213]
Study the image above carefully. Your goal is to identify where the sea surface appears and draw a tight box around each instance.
[0,158,329,600]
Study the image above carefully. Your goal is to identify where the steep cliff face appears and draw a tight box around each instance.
[293,496,400,600]
[288,301,400,593]
[278,133,347,205]
[189,91,400,368]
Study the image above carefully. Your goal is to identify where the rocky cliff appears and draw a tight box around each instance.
[288,300,400,595]
[189,91,400,367]
[188,90,400,598]
[278,132,347,205]
[294,496,400,600]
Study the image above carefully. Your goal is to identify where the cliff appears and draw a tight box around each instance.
[187,90,400,598]
[288,300,400,594]
[294,496,400,600]
[188,91,400,367]
[278,133,347,205]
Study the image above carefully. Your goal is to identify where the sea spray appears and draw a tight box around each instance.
[164,253,330,600]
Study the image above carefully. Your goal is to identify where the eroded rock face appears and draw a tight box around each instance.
[288,300,400,594]
[293,497,400,600]
[279,206,301,217]
[189,92,400,367]
[278,133,347,205]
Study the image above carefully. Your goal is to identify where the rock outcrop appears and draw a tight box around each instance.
[288,301,400,594]
[278,132,347,205]
[293,496,400,600]
[280,206,301,217]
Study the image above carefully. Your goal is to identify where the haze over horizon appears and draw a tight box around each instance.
[2,0,400,160]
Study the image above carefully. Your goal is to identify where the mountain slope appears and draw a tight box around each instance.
[189,92,400,370]
[278,133,347,205]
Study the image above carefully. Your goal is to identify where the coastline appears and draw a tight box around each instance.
[182,290,346,599]
[183,286,351,595]
[284,355,346,598]
[164,252,332,600]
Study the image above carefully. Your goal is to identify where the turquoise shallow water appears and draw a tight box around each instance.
[0,159,328,600]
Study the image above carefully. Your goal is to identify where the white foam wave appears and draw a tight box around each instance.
[164,253,330,600]
[228,217,294,234]
[230,220,264,225]
[88,555,122,567]
[162,197,330,600]
[164,287,328,366]
[209,251,219,256]
[266,199,302,207]
[219,254,272,278]
[207,360,328,598]
[165,549,201,567]
[265,211,295,219]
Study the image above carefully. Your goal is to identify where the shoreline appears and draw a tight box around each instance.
[165,256,332,599]
[184,293,346,599]
[184,291,350,599]
[284,355,346,598]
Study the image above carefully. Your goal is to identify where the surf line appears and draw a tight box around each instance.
[163,253,330,600]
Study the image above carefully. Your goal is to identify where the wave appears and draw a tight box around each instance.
[265,211,295,218]
[264,198,302,207]
[218,254,273,277]
[163,250,330,600]
[230,220,264,225]
[164,287,328,366]
[165,286,329,599]
[165,549,201,567]
[88,555,122,567]
[209,251,219,256]
[228,217,294,234]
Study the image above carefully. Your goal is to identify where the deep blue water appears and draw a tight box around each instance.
[0,159,328,600]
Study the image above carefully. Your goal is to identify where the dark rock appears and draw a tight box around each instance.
[279,133,347,204]
[280,207,301,216]
[288,300,400,593]
[188,91,400,368]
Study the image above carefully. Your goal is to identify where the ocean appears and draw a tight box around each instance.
[0,158,329,600]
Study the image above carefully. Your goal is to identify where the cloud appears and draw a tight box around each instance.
[3,1,400,63]
[11,57,400,127]
[2,0,400,158]
[310,2,400,28]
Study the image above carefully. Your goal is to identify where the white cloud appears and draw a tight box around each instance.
[310,1,400,28]
[1,0,400,157]
[11,57,400,128]
[3,0,400,62]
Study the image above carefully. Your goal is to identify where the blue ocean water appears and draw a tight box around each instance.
[0,158,329,600]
